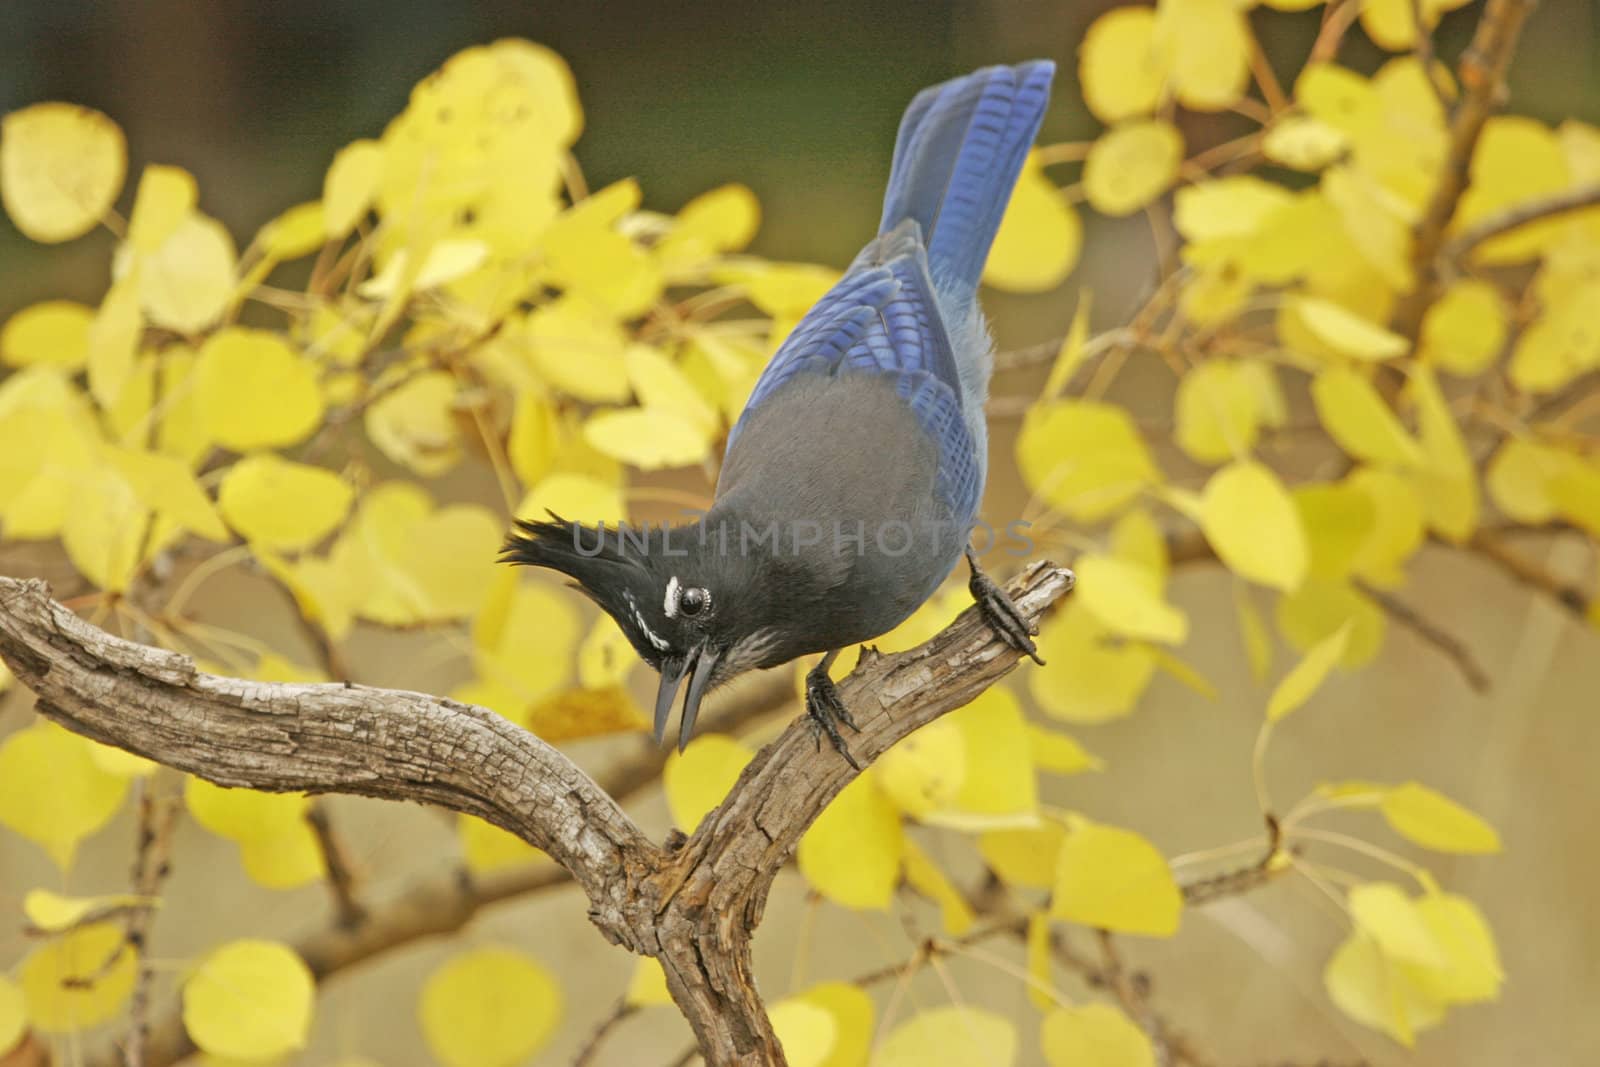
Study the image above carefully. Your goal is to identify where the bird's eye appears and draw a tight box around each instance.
[679,586,710,617]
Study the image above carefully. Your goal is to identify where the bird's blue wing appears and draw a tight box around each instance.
[727,227,979,519]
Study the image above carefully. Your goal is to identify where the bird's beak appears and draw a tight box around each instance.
[653,652,692,746]
[678,643,723,753]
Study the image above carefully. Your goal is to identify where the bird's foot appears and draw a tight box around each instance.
[804,662,862,771]
[966,547,1045,665]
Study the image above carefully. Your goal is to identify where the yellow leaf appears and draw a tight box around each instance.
[1235,583,1276,683]
[1455,117,1571,264]
[0,975,22,1055]
[1263,115,1348,172]
[107,444,229,542]
[126,164,197,252]
[1350,882,1447,967]
[1549,456,1600,538]
[154,345,213,467]
[871,1006,1016,1067]
[508,392,560,486]
[526,685,648,741]
[1346,467,1425,586]
[1277,579,1385,669]
[625,343,720,433]
[184,776,308,841]
[521,298,632,403]
[1017,401,1159,522]
[1360,0,1459,50]
[877,719,966,820]
[62,466,148,593]
[657,183,761,267]
[979,823,1066,889]
[419,947,562,1067]
[798,774,905,910]
[797,981,875,1067]
[1407,365,1478,541]
[1050,822,1181,936]
[88,277,142,410]
[1311,366,1424,468]
[1028,724,1103,775]
[23,889,151,933]
[364,369,462,476]
[1295,482,1376,582]
[1083,120,1183,217]
[577,614,636,688]
[20,922,136,1032]
[1,300,93,369]
[1041,291,1091,401]
[1291,295,1409,361]
[1,102,126,242]
[1154,0,1250,112]
[542,202,663,318]
[902,839,975,935]
[322,139,383,238]
[934,687,1039,827]
[1174,176,1293,242]
[984,152,1081,292]
[1419,280,1506,376]
[1201,461,1308,591]
[583,408,714,470]
[1079,7,1165,122]
[86,740,157,779]
[218,453,353,552]
[1324,931,1443,1047]
[663,735,754,832]
[471,578,581,700]
[1074,554,1188,644]
[1031,603,1157,723]
[1174,360,1260,464]
[1486,438,1576,523]
[1041,1003,1155,1067]
[1380,782,1501,854]
[458,814,548,875]
[139,213,237,333]
[257,200,326,261]
[1321,164,1414,290]
[1509,279,1600,393]
[183,940,314,1061]
[624,958,673,1008]
[196,328,324,451]
[1409,893,1504,1003]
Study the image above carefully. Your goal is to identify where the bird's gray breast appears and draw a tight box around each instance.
[712,371,966,650]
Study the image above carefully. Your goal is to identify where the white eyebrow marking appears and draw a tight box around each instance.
[623,590,670,651]
[664,575,681,618]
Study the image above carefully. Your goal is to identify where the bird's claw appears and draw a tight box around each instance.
[805,664,862,771]
[967,548,1045,665]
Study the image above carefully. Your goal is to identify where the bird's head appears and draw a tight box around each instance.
[499,514,784,750]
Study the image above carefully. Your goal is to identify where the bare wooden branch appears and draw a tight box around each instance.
[0,561,1073,1067]
[1443,181,1600,261]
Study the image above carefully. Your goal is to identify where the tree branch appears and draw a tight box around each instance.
[0,561,1073,1067]
[1442,181,1600,261]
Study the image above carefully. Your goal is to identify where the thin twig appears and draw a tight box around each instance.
[1443,182,1600,261]
[304,801,369,929]
[1410,0,1453,110]
[1354,580,1493,692]
[1467,532,1590,616]
[572,997,638,1067]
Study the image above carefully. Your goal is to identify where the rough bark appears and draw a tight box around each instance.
[0,561,1073,1067]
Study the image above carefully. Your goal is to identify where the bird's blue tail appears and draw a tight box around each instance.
[878,61,1055,296]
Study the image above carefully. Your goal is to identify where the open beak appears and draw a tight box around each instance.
[652,642,724,751]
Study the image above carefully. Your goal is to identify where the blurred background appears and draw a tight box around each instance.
[2,1,1599,1065]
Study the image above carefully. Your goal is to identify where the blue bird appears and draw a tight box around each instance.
[504,61,1055,767]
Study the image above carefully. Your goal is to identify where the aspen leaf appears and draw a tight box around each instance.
[1083,119,1183,217]
[1486,439,1573,523]
[1380,782,1501,854]
[1041,1003,1155,1067]
[1277,579,1385,669]
[1,102,126,242]
[472,579,582,702]
[0,976,22,1055]
[871,1006,1015,1067]
[577,615,636,688]
[772,1001,837,1067]
[1031,603,1156,723]
[1456,117,1571,264]
[106,444,229,542]
[1026,912,1057,1010]
[1408,365,1478,541]
[364,369,462,475]
[931,687,1038,828]
[1174,360,1258,463]
[624,957,673,1007]
[458,814,548,875]
[1349,883,1446,967]
[184,778,324,889]
[257,200,325,261]
[88,277,141,410]
[1321,165,1413,290]
[522,298,632,403]
[663,734,753,832]
[218,453,353,552]
[419,948,562,1067]
[1051,822,1181,936]
[1155,0,1250,112]
[1234,585,1273,682]
[126,164,197,251]
[1324,931,1443,1046]
[1017,401,1158,522]
[323,139,383,238]
[625,343,719,432]
[1411,893,1504,1003]
[1295,483,1376,582]
[1311,365,1424,468]
[1201,461,1309,591]
[1174,176,1292,241]
[1347,467,1425,586]
[1509,280,1600,393]
[542,210,663,318]
[984,152,1081,292]
[902,838,977,935]
[2,300,92,369]
[139,213,237,333]
[584,408,713,469]
[1419,280,1506,376]
[1041,291,1091,401]
[980,823,1066,890]
[0,724,127,870]
[1080,7,1165,122]
[359,239,489,298]
[196,329,324,450]
[1291,295,1409,361]
[20,922,136,1031]
[1074,554,1188,644]
[514,474,623,531]
[1263,115,1348,171]
[1549,456,1600,538]
[61,466,148,593]
[1029,724,1103,775]
[657,183,761,266]
[798,774,904,910]
[877,719,966,820]
[797,981,875,1067]
[183,940,314,1061]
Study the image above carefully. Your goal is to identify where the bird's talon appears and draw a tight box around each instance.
[967,549,1046,665]
[805,664,862,769]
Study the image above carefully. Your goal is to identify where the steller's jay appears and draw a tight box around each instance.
[503,61,1056,767]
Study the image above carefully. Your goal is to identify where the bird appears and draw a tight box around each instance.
[503,61,1056,768]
